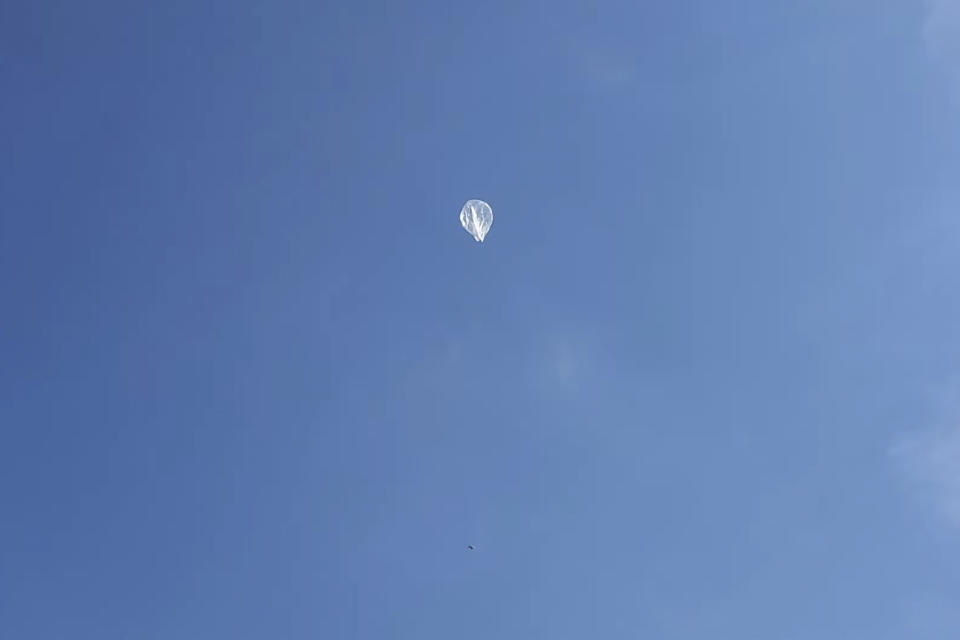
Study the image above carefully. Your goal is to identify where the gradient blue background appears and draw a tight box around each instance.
[3,1,960,638]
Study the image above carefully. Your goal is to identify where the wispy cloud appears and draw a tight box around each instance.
[923,0,960,95]
[570,44,638,91]
[923,0,960,57]
[526,331,600,391]
[902,593,960,634]
[890,387,960,527]
[549,340,579,384]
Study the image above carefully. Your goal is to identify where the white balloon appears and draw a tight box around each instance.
[460,199,493,242]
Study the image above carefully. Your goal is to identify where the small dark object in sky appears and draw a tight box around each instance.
[467,545,475,550]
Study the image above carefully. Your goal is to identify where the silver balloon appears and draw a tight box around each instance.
[460,199,493,242]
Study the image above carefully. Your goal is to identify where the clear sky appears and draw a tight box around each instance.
[3,1,960,638]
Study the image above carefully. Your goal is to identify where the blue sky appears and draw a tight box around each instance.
[2,1,960,638]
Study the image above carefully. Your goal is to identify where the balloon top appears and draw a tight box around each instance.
[460,199,493,242]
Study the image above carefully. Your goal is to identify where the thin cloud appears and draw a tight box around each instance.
[891,388,960,527]
[923,0,960,96]
[900,592,960,637]
[527,331,601,391]
[571,45,638,91]
[551,341,579,384]
[924,0,960,58]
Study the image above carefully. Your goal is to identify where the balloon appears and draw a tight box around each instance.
[460,199,493,242]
